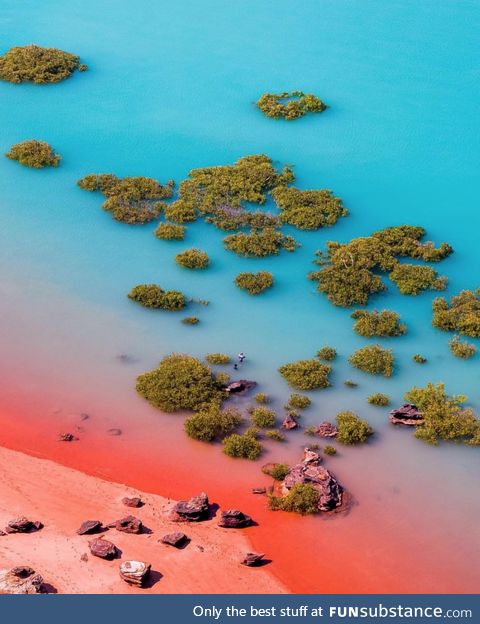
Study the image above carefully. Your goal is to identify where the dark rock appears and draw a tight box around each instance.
[172,492,209,522]
[316,422,338,438]
[119,561,151,587]
[0,566,44,594]
[4,517,43,534]
[389,403,424,426]
[110,515,142,534]
[59,432,77,442]
[252,487,266,495]
[88,537,117,560]
[80,553,88,562]
[218,509,252,529]
[79,413,90,421]
[76,520,103,535]
[161,532,189,548]
[225,380,257,395]
[281,414,298,430]
[107,428,122,436]
[241,552,266,567]
[281,448,343,512]
[122,496,143,508]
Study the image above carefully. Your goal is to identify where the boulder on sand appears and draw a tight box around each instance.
[4,517,43,534]
[88,537,117,560]
[281,414,298,430]
[109,515,143,534]
[281,448,343,512]
[161,532,189,548]
[241,552,266,567]
[389,403,424,426]
[315,422,338,438]
[76,520,103,535]
[59,432,77,442]
[252,487,266,495]
[172,492,209,522]
[122,497,143,508]
[119,561,151,587]
[218,509,252,529]
[225,380,257,395]
[0,566,44,594]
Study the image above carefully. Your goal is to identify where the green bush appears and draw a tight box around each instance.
[323,445,337,456]
[349,345,394,377]
[256,91,327,120]
[254,393,269,404]
[251,407,277,428]
[181,316,199,325]
[404,383,480,445]
[279,359,331,390]
[164,199,197,223]
[265,429,286,442]
[367,393,390,406]
[344,380,358,388]
[206,207,281,231]
[389,264,447,295]
[175,248,210,269]
[432,289,480,337]
[155,222,186,240]
[287,394,311,409]
[184,406,243,442]
[205,353,231,365]
[215,372,231,386]
[224,228,299,257]
[128,284,185,311]
[235,271,273,295]
[304,426,317,436]
[0,44,85,83]
[262,463,290,480]
[269,483,320,515]
[316,346,337,361]
[272,186,347,230]
[351,310,406,337]
[336,411,373,445]
[6,140,60,168]
[136,354,222,412]
[223,433,263,460]
[449,336,476,359]
[413,354,427,364]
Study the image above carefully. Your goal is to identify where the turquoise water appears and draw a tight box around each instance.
[0,0,479,591]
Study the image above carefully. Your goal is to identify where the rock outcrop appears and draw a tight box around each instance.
[281,448,342,512]
[122,496,143,508]
[281,414,298,430]
[241,552,265,567]
[389,403,424,426]
[119,561,151,587]
[315,422,338,437]
[172,492,209,522]
[88,537,117,560]
[161,532,189,548]
[0,566,44,594]
[76,520,103,535]
[109,515,142,534]
[218,509,252,528]
[225,380,257,395]
[4,517,43,533]
[59,432,77,442]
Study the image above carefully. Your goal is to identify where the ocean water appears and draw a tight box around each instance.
[0,0,479,592]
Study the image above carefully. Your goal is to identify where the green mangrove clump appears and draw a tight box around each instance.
[389,264,447,295]
[251,407,277,428]
[224,228,299,257]
[323,445,337,456]
[256,91,326,121]
[309,226,452,307]
[287,393,311,409]
[336,411,374,445]
[413,354,427,364]
[316,346,337,361]
[175,248,210,269]
[349,345,394,377]
[235,271,273,295]
[351,309,406,337]
[6,140,60,168]
[432,289,480,337]
[262,463,290,481]
[206,208,281,231]
[182,316,199,325]
[271,186,347,230]
[279,359,331,390]
[155,222,186,240]
[269,483,320,515]
[254,393,269,404]
[404,383,480,446]
[128,284,185,311]
[449,336,477,359]
[205,353,231,365]
[77,173,174,224]
[136,354,222,412]
[344,380,358,388]
[184,406,243,442]
[223,433,263,460]
[367,393,390,406]
[0,44,86,83]
[265,429,286,442]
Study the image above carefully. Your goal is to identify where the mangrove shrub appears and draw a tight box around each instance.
[256,91,326,121]
[235,271,273,295]
[336,411,373,445]
[351,309,406,337]
[6,140,60,168]
[0,44,86,83]
[432,289,480,337]
[128,284,185,311]
[349,344,394,377]
[175,248,210,269]
[279,359,331,390]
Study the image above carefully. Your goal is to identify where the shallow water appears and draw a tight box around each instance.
[0,0,479,592]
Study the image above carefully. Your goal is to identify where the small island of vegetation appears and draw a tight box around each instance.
[175,248,210,269]
[224,228,299,257]
[184,406,243,442]
[367,393,390,406]
[251,407,277,428]
[287,393,311,409]
[235,271,273,295]
[389,264,447,295]
[349,345,394,377]
[449,336,477,359]
[336,411,374,445]
[256,91,327,121]
[6,140,60,168]
[271,186,347,230]
[432,289,480,337]
[205,353,231,365]
[351,309,406,337]
[0,44,86,84]
[279,358,331,390]
[413,354,427,364]
[128,284,185,311]
[316,346,337,361]
[155,222,186,240]
[223,432,263,460]
[269,483,320,515]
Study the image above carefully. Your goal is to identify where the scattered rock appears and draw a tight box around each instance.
[282,414,298,430]
[281,448,343,512]
[79,413,90,421]
[218,510,252,529]
[80,553,88,562]
[119,561,151,587]
[109,515,142,534]
[225,380,257,395]
[241,552,266,567]
[88,537,117,560]
[122,496,143,508]
[389,403,424,426]
[107,428,122,436]
[76,520,103,535]
[4,517,43,534]
[316,422,338,438]
[161,532,189,548]
[252,487,266,495]
[59,432,77,442]
[0,566,44,594]
[172,492,209,522]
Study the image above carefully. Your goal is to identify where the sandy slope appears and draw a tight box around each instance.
[0,446,286,594]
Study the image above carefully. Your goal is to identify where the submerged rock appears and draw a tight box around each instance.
[4,517,43,534]
[161,532,189,548]
[122,496,143,508]
[172,492,209,522]
[282,414,298,430]
[241,552,266,567]
[218,509,252,528]
[109,515,143,534]
[281,448,343,512]
[88,537,117,560]
[59,432,77,442]
[225,380,257,395]
[252,487,266,495]
[119,561,151,587]
[315,422,338,438]
[107,428,122,436]
[76,520,103,535]
[0,566,44,594]
[389,403,424,426]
